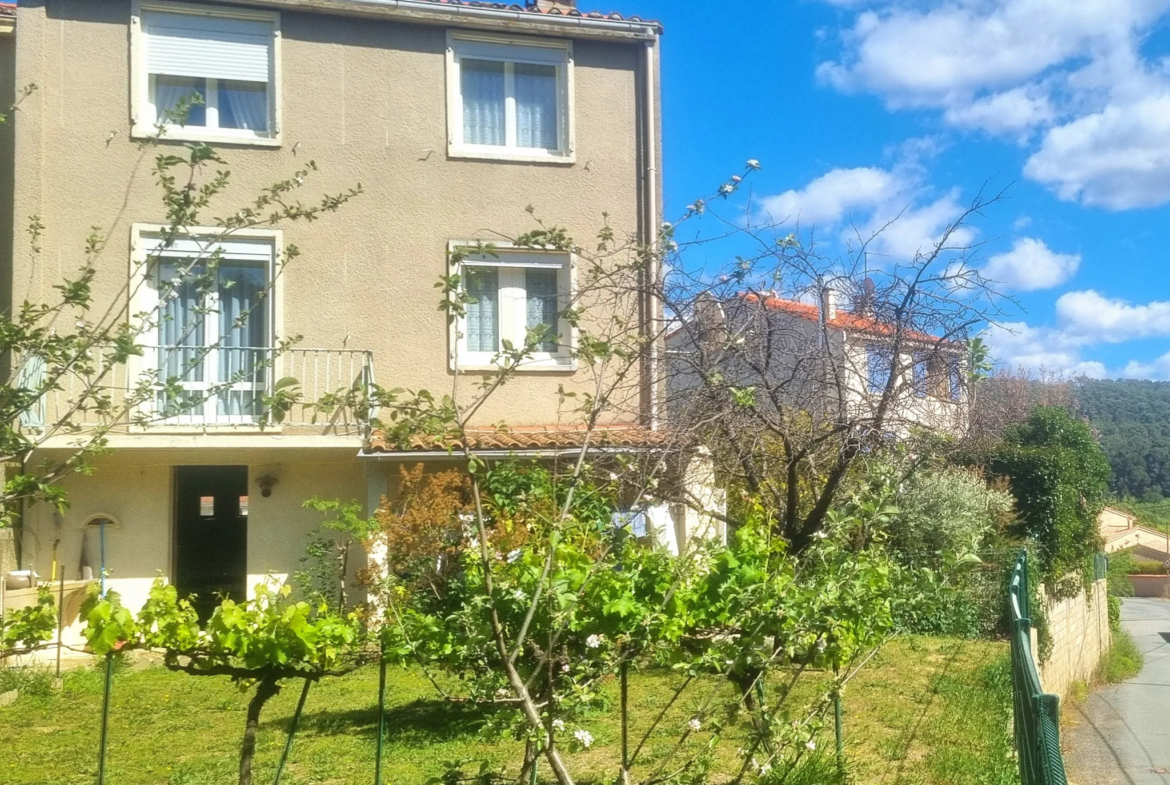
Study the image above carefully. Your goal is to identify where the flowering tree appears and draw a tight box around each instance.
[364,163,919,785]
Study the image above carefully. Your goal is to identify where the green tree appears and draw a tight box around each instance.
[988,406,1110,594]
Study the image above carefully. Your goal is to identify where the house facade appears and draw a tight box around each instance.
[666,288,971,439]
[2,0,670,634]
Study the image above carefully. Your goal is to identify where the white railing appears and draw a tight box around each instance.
[17,346,376,435]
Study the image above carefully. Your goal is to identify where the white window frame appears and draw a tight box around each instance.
[129,224,285,430]
[448,242,577,373]
[130,0,282,147]
[446,32,575,164]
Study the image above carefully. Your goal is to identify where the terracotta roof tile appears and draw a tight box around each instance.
[743,294,953,346]
[0,3,15,19]
[366,423,670,454]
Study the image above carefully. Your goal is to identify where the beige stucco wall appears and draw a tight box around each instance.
[20,448,367,612]
[1037,578,1111,700]
[10,0,653,427]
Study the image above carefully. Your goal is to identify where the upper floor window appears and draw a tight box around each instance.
[452,246,575,371]
[447,34,574,163]
[866,345,891,395]
[132,3,280,145]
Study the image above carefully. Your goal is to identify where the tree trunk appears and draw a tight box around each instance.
[239,674,283,785]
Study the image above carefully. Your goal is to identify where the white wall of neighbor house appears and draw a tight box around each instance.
[19,448,367,618]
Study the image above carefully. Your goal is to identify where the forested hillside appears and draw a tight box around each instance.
[1075,378,1170,499]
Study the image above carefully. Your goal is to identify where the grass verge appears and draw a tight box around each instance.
[1102,627,1144,684]
[0,638,1013,785]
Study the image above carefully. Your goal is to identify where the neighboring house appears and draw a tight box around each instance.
[1100,506,1168,560]
[2,0,706,640]
[666,288,971,439]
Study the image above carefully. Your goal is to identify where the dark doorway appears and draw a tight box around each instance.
[174,466,249,621]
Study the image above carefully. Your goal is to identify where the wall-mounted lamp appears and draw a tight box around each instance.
[256,474,279,498]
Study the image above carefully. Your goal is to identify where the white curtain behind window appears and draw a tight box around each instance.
[219,80,268,132]
[515,64,558,150]
[466,268,499,353]
[155,75,207,125]
[218,264,266,417]
[462,59,506,146]
[158,261,206,416]
[525,269,559,352]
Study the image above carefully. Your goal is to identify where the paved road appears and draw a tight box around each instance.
[1064,598,1170,785]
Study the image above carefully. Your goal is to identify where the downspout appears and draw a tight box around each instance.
[644,38,660,431]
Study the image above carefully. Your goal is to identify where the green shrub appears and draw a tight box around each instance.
[1129,559,1166,575]
[888,468,1015,560]
[987,406,1111,596]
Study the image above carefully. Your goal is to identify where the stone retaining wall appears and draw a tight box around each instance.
[1037,578,1110,700]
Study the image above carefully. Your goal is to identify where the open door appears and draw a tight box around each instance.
[174,466,249,620]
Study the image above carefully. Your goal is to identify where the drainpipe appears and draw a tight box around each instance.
[644,38,660,431]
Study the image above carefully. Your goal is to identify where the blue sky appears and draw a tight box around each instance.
[607,0,1170,379]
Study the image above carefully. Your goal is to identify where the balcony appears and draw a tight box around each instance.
[19,346,377,440]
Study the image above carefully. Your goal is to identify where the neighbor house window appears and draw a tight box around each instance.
[453,247,573,369]
[134,4,279,143]
[948,360,963,402]
[912,353,929,398]
[447,35,573,161]
[137,230,278,424]
[866,345,891,394]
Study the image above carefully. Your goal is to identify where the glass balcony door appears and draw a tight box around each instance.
[155,258,269,425]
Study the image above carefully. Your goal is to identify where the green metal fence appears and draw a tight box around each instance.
[1008,550,1069,785]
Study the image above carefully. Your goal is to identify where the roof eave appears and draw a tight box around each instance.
[216,0,661,40]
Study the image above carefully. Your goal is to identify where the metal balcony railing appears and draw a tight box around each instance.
[16,345,376,436]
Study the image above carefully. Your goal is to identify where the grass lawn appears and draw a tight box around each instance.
[0,637,1014,785]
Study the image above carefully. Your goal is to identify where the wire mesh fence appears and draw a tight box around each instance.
[1008,550,1069,785]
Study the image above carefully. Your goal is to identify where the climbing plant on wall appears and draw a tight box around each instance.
[987,406,1110,597]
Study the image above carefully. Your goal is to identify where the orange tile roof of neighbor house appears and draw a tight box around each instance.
[0,3,15,19]
[366,423,671,454]
[742,293,955,346]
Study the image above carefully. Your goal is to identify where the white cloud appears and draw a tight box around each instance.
[758,167,901,226]
[1024,91,1170,209]
[1120,352,1170,379]
[981,238,1080,291]
[943,87,1056,138]
[983,321,1105,377]
[1055,290,1170,342]
[819,0,1170,208]
[758,150,974,262]
[983,290,1170,379]
[818,0,1165,105]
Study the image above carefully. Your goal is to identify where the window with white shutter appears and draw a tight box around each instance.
[446,34,574,163]
[132,3,280,145]
[451,246,576,371]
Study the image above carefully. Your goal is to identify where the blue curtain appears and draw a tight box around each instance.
[217,264,266,417]
[462,59,506,146]
[466,268,499,353]
[155,75,206,126]
[525,268,559,352]
[218,80,268,132]
[515,64,558,150]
